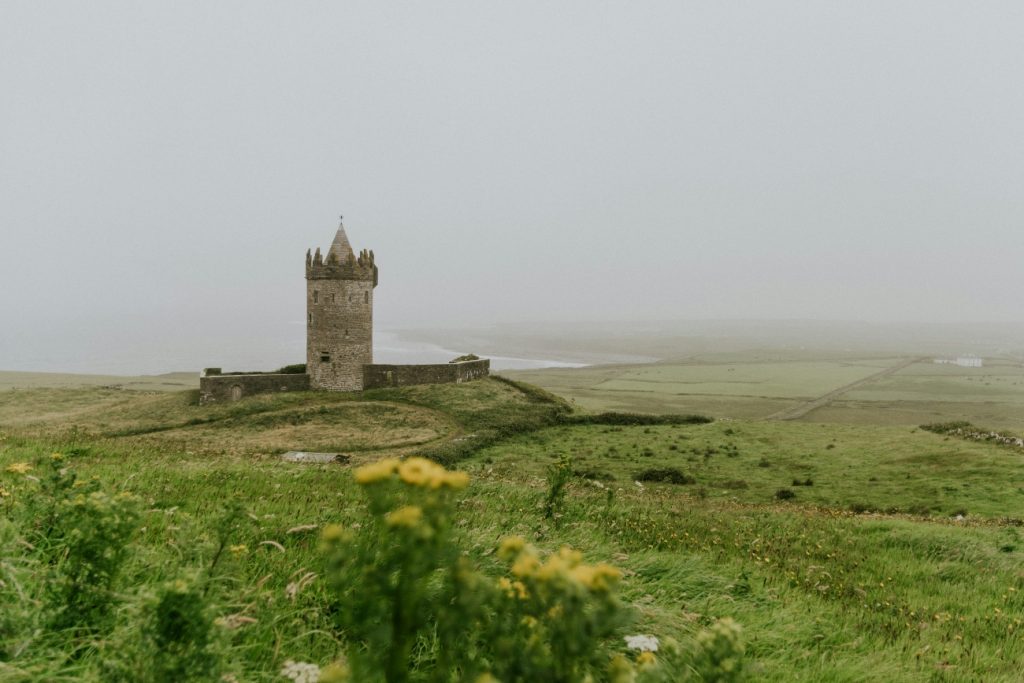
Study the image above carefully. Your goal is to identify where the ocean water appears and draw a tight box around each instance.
[374,332,587,371]
[0,324,585,376]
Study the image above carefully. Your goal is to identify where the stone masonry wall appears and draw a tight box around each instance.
[199,372,310,405]
[363,359,491,390]
[307,278,374,391]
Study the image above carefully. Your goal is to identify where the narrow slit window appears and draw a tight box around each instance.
[313,290,319,304]
[365,291,369,304]
[320,352,331,363]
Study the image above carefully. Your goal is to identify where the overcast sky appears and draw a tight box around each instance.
[2,2,1022,372]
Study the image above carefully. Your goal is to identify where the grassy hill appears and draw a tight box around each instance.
[2,377,1023,680]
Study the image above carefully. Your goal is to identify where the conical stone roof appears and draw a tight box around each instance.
[326,223,355,263]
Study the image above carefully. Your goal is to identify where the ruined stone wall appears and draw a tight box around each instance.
[363,359,491,390]
[307,278,374,391]
[199,372,310,405]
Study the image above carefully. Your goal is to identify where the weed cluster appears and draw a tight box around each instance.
[317,456,747,682]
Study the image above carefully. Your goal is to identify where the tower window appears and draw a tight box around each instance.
[348,293,353,302]
[344,329,349,338]
[365,291,369,304]
[331,293,336,303]
[320,352,331,363]
[308,313,312,324]
[313,290,319,304]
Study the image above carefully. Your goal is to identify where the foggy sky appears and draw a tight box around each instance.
[2,2,1023,372]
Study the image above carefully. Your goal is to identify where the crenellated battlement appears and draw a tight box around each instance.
[305,247,378,284]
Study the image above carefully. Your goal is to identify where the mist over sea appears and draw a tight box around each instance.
[0,323,584,377]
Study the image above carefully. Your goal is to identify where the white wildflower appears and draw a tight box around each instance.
[625,634,660,652]
[281,660,321,683]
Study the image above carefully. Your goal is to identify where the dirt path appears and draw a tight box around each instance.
[764,356,922,421]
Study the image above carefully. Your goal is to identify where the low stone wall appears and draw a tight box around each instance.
[199,371,311,405]
[363,359,490,390]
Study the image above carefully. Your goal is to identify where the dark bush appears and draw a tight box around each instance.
[920,421,975,434]
[277,363,307,374]
[774,488,796,501]
[564,413,713,426]
[791,478,814,487]
[574,468,616,482]
[635,468,696,485]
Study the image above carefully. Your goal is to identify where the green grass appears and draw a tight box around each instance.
[508,354,1024,430]
[3,379,1024,680]
[468,421,1024,518]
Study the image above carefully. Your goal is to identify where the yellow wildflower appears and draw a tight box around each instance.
[0,485,9,498]
[229,544,248,555]
[536,554,571,582]
[498,536,527,561]
[398,457,438,486]
[319,659,351,683]
[557,547,584,567]
[51,452,64,461]
[572,563,621,592]
[441,470,470,490]
[636,651,656,669]
[385,505,424,528]
[608,655,636,683]
[511,549,541,578]
[321,523,349,543]
[4,462,32,475]
[354,458,400,485]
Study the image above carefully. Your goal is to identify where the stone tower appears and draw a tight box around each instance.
[305,221,379,391]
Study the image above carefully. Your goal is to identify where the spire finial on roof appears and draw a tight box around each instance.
[327,216,355,262]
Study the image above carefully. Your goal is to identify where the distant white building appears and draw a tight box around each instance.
[934,356,984,368]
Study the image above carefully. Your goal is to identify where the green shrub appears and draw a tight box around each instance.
[105,578,220,683]
[47,489,141,630]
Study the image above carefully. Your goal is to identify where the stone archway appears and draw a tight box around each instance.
[230,385,243,401]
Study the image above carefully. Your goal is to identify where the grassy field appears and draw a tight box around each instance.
[508,353,1024,430]
[0,370,198,392]
[2,377,1024,680]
